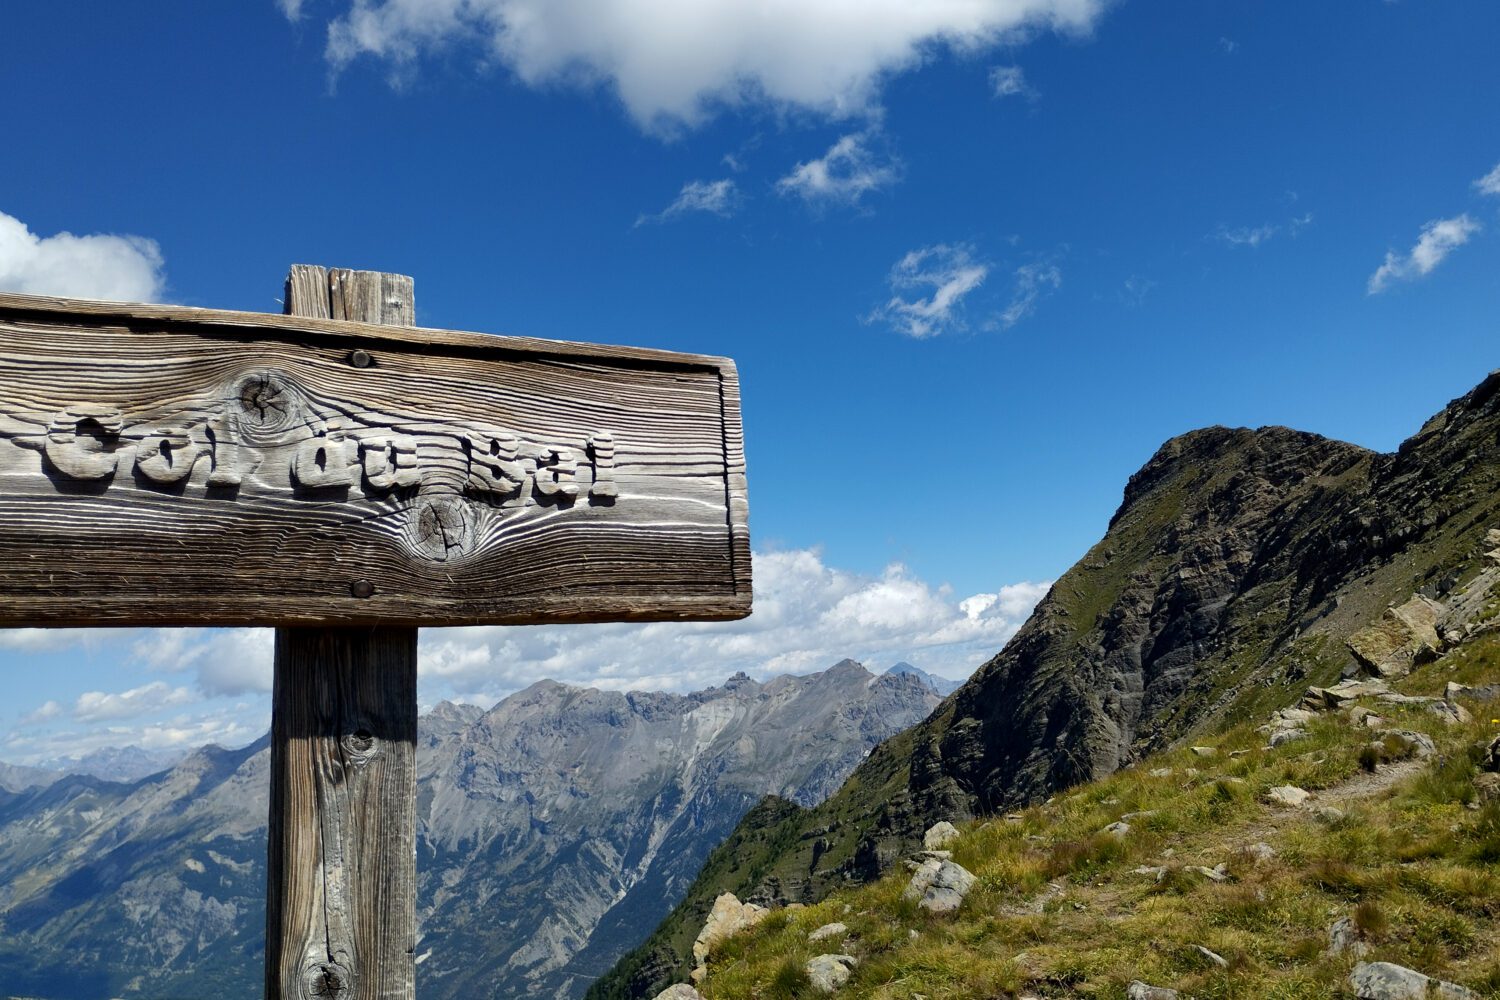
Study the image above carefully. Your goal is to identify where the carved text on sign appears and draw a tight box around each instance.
[18,380,619,513]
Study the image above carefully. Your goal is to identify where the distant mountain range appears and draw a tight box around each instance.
[885,661,963,696]
[0,659,946,999]
[0,745,189,792]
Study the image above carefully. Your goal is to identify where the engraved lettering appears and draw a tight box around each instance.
[361,435,420,491]
[534,445,580,499]
[291,420,355,490]
[206,416,242,487]
[45,404,125,480]
[135,426,200,484]
[465,429,527,500]
[588,431,618,500]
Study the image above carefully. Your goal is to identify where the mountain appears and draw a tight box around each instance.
[885,662,961,697]
[0,746,189,793]
[592,371,1500,1000]
[0,661,941,999]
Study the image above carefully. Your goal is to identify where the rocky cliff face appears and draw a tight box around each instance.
[0,661,940,1000]
[594,372,1500,1000]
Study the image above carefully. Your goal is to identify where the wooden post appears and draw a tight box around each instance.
[267,266,418,1000]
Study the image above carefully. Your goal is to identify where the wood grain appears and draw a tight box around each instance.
[268,267,418,1000]
[0,284,751,626]
[267,626,418,1000]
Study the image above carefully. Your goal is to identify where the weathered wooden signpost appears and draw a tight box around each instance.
[0,267,750,999]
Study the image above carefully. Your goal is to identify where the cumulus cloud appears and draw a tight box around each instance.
[636,178,739,225]
[1367,214,1480,294]
[989,65,1035,99]
[1476,161,1500,196]
[133,627,274,697]
[414,548,1050,701]
[18,700,63,727]
[776,133,900,208]
[74,681,195,723]
[870,244,989,338]
[0,210,165,302]
[997,259,1062,329]
[307,0,1108,130]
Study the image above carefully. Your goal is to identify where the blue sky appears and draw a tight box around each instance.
[1,1,1498,764]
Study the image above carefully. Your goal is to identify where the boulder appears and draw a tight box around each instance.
[653,987,704,1000]
[1243,842,1277,863]
[807,922,847,943]
[917,860,977,915]
[805,954,857,993]
[1270,728,1309,747]
[1429,700,1472,726]
[1266,785,1311,807]
[1349,961,1477,999]
[1101,820,1131,839]
[923,820,960,850]
[1346,596,1445,679]
[903,858,944,902]
[1126,983,1179,1000]
[1385,730,1437,759]
[1475,772,1500,802]
[1190,746,1217,757]
[691,893,769,965]
[1304,679,1390,711]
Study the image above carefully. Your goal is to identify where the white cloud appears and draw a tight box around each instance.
[0,210,165,302]
[870,244,989,338]
[308,0,1109,130]
[776,133,900,208]
[279,0,305,18]
[74,681,195,723]
[1213,212,1312,249]
[413,548,1050,699]
[1367,214,1480,295]
[1476,161,1500,196]
[636,178,739,225]
[18,700,63,727]
[1218,37,1238,54]
[989,65,1035,99]
[0,628,118,653]
[133,627,274,696]
[997,259,1062,328]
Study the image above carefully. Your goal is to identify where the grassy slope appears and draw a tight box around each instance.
[591,373,1500,1000]
[697,634,1500,999]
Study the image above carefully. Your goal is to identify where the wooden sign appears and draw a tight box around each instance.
[0,291,749,627]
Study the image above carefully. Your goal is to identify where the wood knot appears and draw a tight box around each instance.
[301,961,352,999]
[410,494,474,562]
[340,727,378,764]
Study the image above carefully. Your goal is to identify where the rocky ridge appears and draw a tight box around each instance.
[594,371,1500,1000]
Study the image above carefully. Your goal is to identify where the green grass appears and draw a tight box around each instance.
[690,639,1500,999]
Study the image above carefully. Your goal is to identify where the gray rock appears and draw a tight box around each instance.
[1101,820,1132,839]
[1190,746,1217,757]
[807,921,847,943]
[923,820,960,850]
[1475,772,1500,802]
[917,860,977,915]
[902,858,944,902]
[693,893,769,965]
[1266,785,1311,807]
[1243,842,1277,863]
[1315,806,1347,824]
[653,986,704,1000]
[805,953,858,993]
[1385,730,1437,758]
[1327,916,1368,958]
[1127,982,1179,1000]
[1270,728,1309,747]
[1429,700,1472,726]
[1349,960,1477,999]
[1346,595,1445,679]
